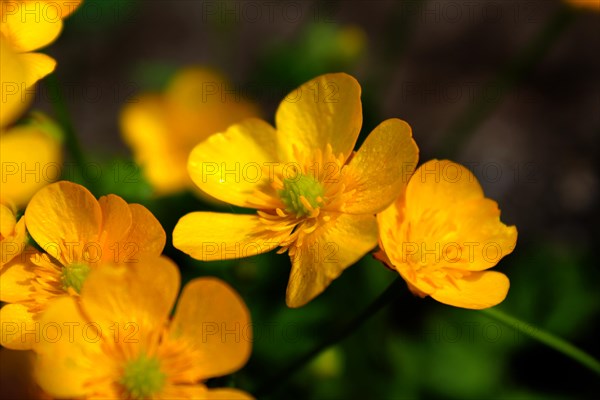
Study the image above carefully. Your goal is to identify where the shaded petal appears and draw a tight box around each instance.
[275,73,362,162]
[343,119,419,214]
[25,181,101,264]
[120,203,167,259]
[0,39,29,128]
[170,278,251,380]
[33,296,102,399]
[0,348,46,400]
[429,271,510,309]
[0,303,37,350]
[0,5,63,52]
[79,257,180,345]
[286,213,378,307]
[0,255,36,302]
[187,119,281,209]
[98,194,133,261]
[173,212,288,261]
[17,52,56,87]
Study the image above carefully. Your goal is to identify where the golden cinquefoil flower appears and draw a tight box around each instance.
[174,73,419,307]
[120,67,259,195]
[34,258,252,399]
[0,180,165,349]
[377,160,518,309]
[0,0,82,90]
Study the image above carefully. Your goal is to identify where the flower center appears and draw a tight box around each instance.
[278,174,324,217]
[120,354,166,399]
[60,262,91,294]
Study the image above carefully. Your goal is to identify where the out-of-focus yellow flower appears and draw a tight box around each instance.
[564,0,600,11]
[0,38,29,127]
[33,258,253,399]
[0,199,26,269]
[377,160,518,309]
[0,0,82,88]
[173,73,419,307]
[0,180,166,349]
[120,67,260,195]
[0,112,63,208]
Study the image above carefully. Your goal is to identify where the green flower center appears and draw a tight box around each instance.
[120,354,166,399]
[279,174,324,217]
[61,262,91,294]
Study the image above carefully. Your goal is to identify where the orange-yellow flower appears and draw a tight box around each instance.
[0,180,166,349]
[1,0,82,129]
[173,73,419,307]
[0,112,63,208]
[377,159,518,309]
[0,198,26,269]
[120,67,259,195]
[33,257,252,399]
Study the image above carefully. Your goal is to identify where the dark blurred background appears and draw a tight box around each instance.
[27,0,600,398]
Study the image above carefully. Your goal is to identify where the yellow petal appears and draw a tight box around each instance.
[451,198,518,271]
[120,94,190,194]
[406,159,484,216]
[187,118,281,209]
[33,296,101,399]
[343,118,419,214]
[25,181,101,263]
[429,271,510,309]
[0,255,36,302]
[0,303,37,350]
[202,388,255,400]
[286,213,378,307]
[121,203,167,258]
[0,125,63,208]
[0,3,63,52]
[275,73,362,162]
[17,51,57,87]
[170,278,252,380]
[98,194,133,260]
[79,257,180,344]
[0,39,29,128]
[173,212,289,261]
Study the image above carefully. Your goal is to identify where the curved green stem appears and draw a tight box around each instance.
[481,308,600,376]
[253,278,403,398]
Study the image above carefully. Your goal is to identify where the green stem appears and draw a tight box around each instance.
[253,278,403,398]
[481,308,600,376]
[441,4,576,157]
[44,74,88,172]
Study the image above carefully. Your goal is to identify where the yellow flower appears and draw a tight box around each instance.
[173,73,419,307]
[377,160,518,309]
[0,0,82,88]
[33,257,253,399]
[120,67,260,195]
[0,180,166,349]
[0,199,26,269]
[0,112,63,208]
